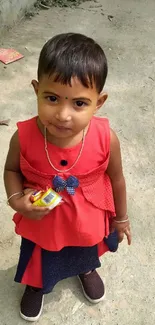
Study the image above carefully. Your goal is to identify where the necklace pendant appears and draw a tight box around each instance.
[44,126,86,173]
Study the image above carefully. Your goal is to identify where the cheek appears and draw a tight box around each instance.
[38,101,54,119]
[73,109,93,127]
[80,105,95,119]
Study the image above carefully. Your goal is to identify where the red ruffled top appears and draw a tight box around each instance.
[13,116,115,252]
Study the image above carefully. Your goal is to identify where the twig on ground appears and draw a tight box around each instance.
[0,119,10,126]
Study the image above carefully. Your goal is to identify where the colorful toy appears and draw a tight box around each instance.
[30,188,62,210]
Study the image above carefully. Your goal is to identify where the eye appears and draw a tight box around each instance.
[46,96,57,102]
[75,101,87,108]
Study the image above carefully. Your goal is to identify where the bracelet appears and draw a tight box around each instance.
[113,217,129,224]
[7,191,24,205]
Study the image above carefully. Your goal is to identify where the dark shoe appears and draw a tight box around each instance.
[20,286,44,322]
[78,270,105,304]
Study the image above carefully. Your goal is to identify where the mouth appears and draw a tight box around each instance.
[53,124,71,131]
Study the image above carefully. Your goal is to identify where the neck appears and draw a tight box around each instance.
[37,117,85,148]
[46,130,84,148]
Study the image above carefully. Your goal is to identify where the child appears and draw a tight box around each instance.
[4,33,131,322]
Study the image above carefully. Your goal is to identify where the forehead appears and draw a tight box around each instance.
[38,75,98,98]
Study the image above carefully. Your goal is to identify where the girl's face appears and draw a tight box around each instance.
[32,75,107,140]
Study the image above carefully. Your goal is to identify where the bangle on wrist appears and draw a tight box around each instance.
[113,216,129,223]
[7,191,24,205]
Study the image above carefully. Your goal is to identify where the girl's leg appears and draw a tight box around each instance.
[15,238,44,322]
[78,231,119,303]
[78,270,105,303]
[16,240,103,321]
[20,286,44,322]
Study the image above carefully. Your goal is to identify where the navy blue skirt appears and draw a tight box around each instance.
[15,231,118,294]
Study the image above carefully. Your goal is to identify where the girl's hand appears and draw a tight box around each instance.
[9,190,50,220]
[110,218,131,245]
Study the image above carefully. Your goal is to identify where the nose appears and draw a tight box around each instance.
[56,106,71,122]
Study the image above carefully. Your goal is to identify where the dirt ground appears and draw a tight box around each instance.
[0,0,155,324]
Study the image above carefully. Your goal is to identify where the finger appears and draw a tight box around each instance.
[39,210,50,216]
[110,224,115,233]
[110,227,115,234]
[26,209,50,219]
[23,188,34,195]
[34,214,47,220]
[125,228,132,245]
[36,208,51,215]
[25,189,36,195]
[32,206,50,212]
[31,211,49,217]
[23,192,39,203]
[118,232,124,243]
[29,209,50,220]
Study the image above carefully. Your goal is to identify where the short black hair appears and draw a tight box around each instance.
[38,33,108,93]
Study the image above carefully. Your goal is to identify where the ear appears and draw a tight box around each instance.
[31,79,39,96]
[96,92,108,111]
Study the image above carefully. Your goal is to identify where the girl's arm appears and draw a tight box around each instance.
[106,129,131,245]
[4,131,24,200]
[4,131,50,219]
[106,129,127,220]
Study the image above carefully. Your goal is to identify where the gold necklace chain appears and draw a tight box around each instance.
[44,127,86,173]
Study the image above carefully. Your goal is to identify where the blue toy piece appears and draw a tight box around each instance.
[104,230,119,252]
